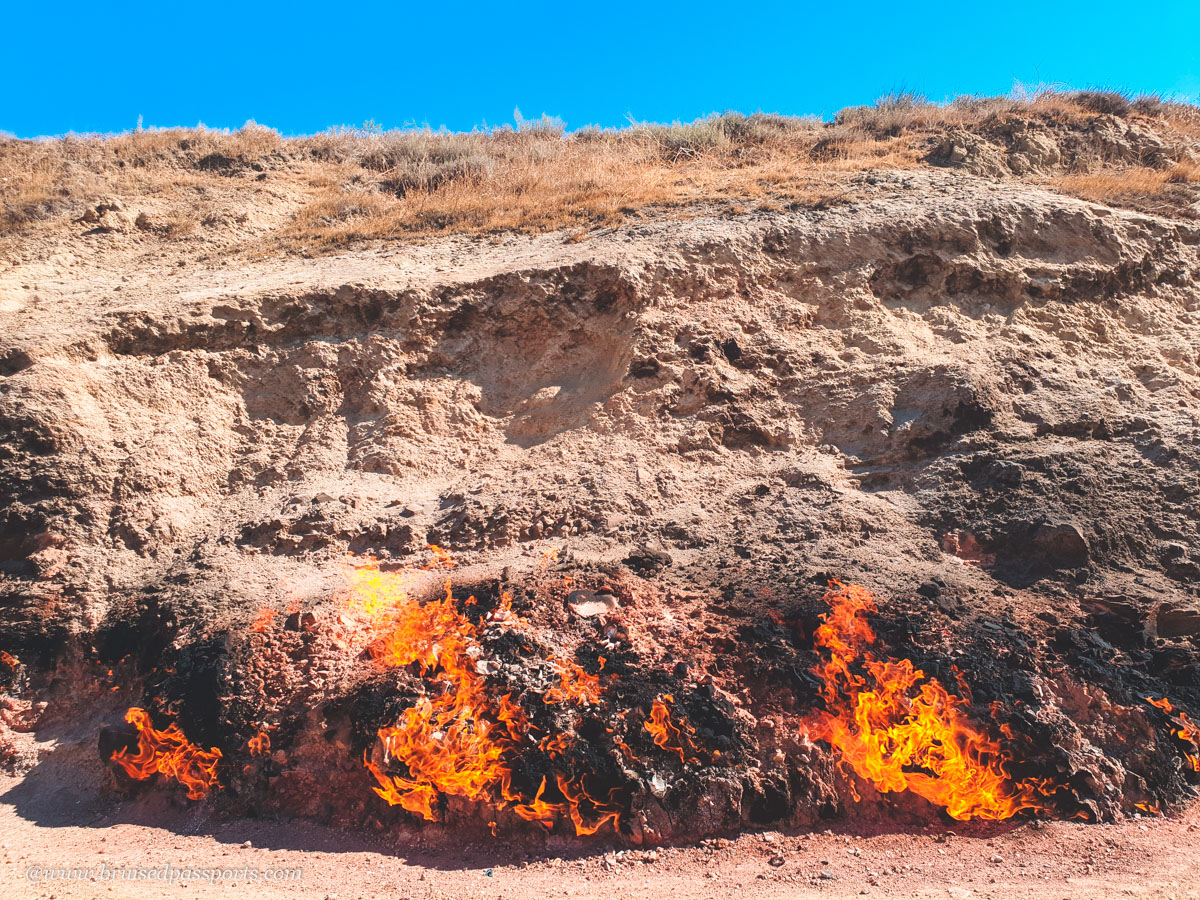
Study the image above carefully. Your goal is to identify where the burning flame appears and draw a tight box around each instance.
[247,730,271,757]
[496,693,531,742]
[538,733,572,756]
[544,656,603,705]
[427,544,456,570]
[360,565,506,820]
[110,707,222,800]
[250,607,276,633]
[1147,697,1200,773]
[506,775,561,828]
[644,695,702,765]
[498,772,624,834]
[556,773,624,836]
[804,583,1048,821]
[347,552,620,833]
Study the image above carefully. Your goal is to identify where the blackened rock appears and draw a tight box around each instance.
[623,545,672,574]
[98,719,139,765]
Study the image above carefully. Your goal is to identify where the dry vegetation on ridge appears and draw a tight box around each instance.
[2,90,1199,262]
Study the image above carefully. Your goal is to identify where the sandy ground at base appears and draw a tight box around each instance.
[3,773,1197,900]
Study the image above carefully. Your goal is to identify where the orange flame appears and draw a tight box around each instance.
[539,733,573,757]
[368,695,508,820]
[346,552,620,834]
[544,656,603,705]
[360,566,507,820]
[426,544,456,570]
[644,695,702,765]
[507,775,563,829]
[110,707,222,800]
[1147,697,1200,773]
[496,693,532,742]
[247,730,271,757]
[804,583,1049,821]
[556,773,624,836]
[250,607,276,633]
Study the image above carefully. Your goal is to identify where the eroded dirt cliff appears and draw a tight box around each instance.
[2,163,1199,841]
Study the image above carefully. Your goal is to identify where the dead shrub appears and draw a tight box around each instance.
[1070,90,1134,117]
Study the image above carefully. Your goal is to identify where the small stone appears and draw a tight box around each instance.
[242,841,252,848]
[769,856,785,867]
[990,854,1003,864]
[568,590,618,618]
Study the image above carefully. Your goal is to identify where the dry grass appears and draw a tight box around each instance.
[1050,160,1200,213]
[2,92,1198,258]
[278,119,917,249]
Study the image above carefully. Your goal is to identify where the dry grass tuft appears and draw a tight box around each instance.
[2,93,1199,258]
[277,115,901,249]
[1051,160,1200,214]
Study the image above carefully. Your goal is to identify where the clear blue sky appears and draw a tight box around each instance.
[4,1,1199,138]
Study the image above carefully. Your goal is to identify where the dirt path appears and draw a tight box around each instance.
[2,772,1196,900]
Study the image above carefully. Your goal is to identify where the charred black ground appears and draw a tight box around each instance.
[53,557,1199,843]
